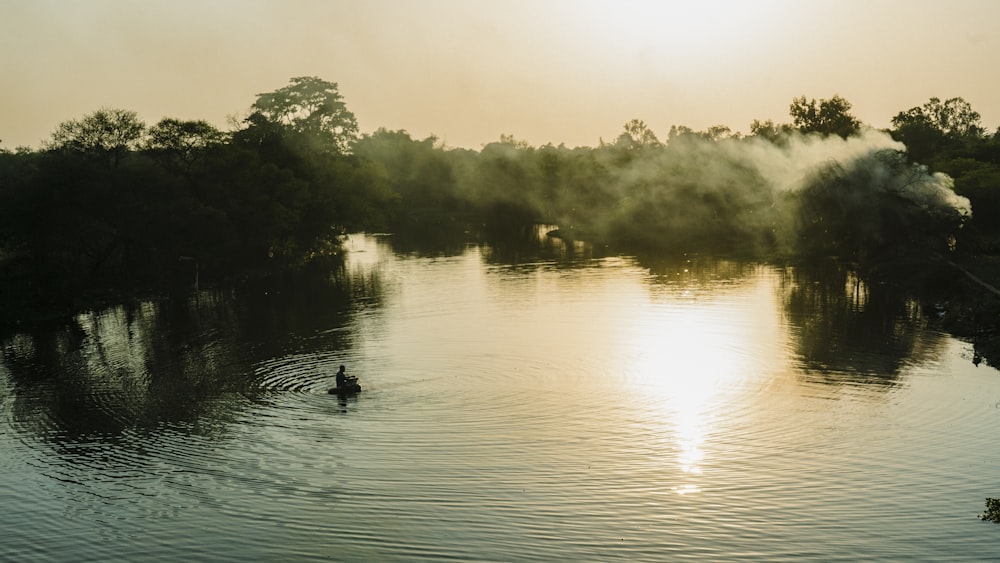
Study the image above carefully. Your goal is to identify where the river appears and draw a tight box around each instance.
[2,231,998,561]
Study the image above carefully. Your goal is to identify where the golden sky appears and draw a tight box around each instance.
[2,0,998,149]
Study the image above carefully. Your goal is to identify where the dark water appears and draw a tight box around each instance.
[2,232,999,561]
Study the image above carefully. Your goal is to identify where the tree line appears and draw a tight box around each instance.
[1,77,998,326]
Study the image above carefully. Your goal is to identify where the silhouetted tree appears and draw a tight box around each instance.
[890,97,984,163]
[789,95,861,138]
[146,118,227,180]
[889,99,999,244]
[749,119,794,143]
[619,119,661,149]
[226,78,395,261]
[248,76,359,154]
[8,80,1000,335]
[668,124,740,143]
[893,97,984,139]
[46,108,146,168]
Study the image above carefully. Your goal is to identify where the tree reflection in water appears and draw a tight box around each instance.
[1,230,952,451]
[778,260,943,387]
[0,255,379,444]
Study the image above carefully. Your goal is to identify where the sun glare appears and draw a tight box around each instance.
[618,274,782,492]
[563,0,789,70]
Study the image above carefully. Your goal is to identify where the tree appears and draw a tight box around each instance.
[790,150,969,263]
[666,124,740,144]
[892,97,983,139]
[602,119,661,153]
[620,119,661,148]
[789,95,861,138]
[248,76,359,154]
[353,128,458,228]
[702,125,739,141]
[498,133,531,150]
[890,97,985,163]
[146,118,227,178]
[475,136,540,224]
[47,108,146,168]
[749,119,793,143]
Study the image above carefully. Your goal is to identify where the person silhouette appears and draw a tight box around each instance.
[336,365,347,388]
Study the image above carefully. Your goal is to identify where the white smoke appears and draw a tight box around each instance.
[570,125,973,254]
[732,128,905,192]
[709,126,971,218]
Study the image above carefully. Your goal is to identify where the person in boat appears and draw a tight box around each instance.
[336,365,347,389]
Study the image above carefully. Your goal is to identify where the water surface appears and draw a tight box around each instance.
[2,233,998,561]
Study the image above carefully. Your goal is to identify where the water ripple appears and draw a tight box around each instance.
[3,239,1000,561]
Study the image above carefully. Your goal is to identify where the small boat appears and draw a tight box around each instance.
[328,376,361,395]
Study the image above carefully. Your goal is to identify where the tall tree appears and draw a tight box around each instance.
[46,108,146,168]
[789,95,861,138]
[248,76,359,154]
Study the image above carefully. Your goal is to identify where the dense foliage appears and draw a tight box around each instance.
[2,81,998,327]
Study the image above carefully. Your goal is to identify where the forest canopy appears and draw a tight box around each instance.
[2,77,998,325]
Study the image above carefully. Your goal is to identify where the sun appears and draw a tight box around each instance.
[561,0,790,71]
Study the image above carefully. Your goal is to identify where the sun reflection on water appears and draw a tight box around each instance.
[620,273,782,495]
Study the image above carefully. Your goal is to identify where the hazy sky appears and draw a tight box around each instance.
[2,0,998,150]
